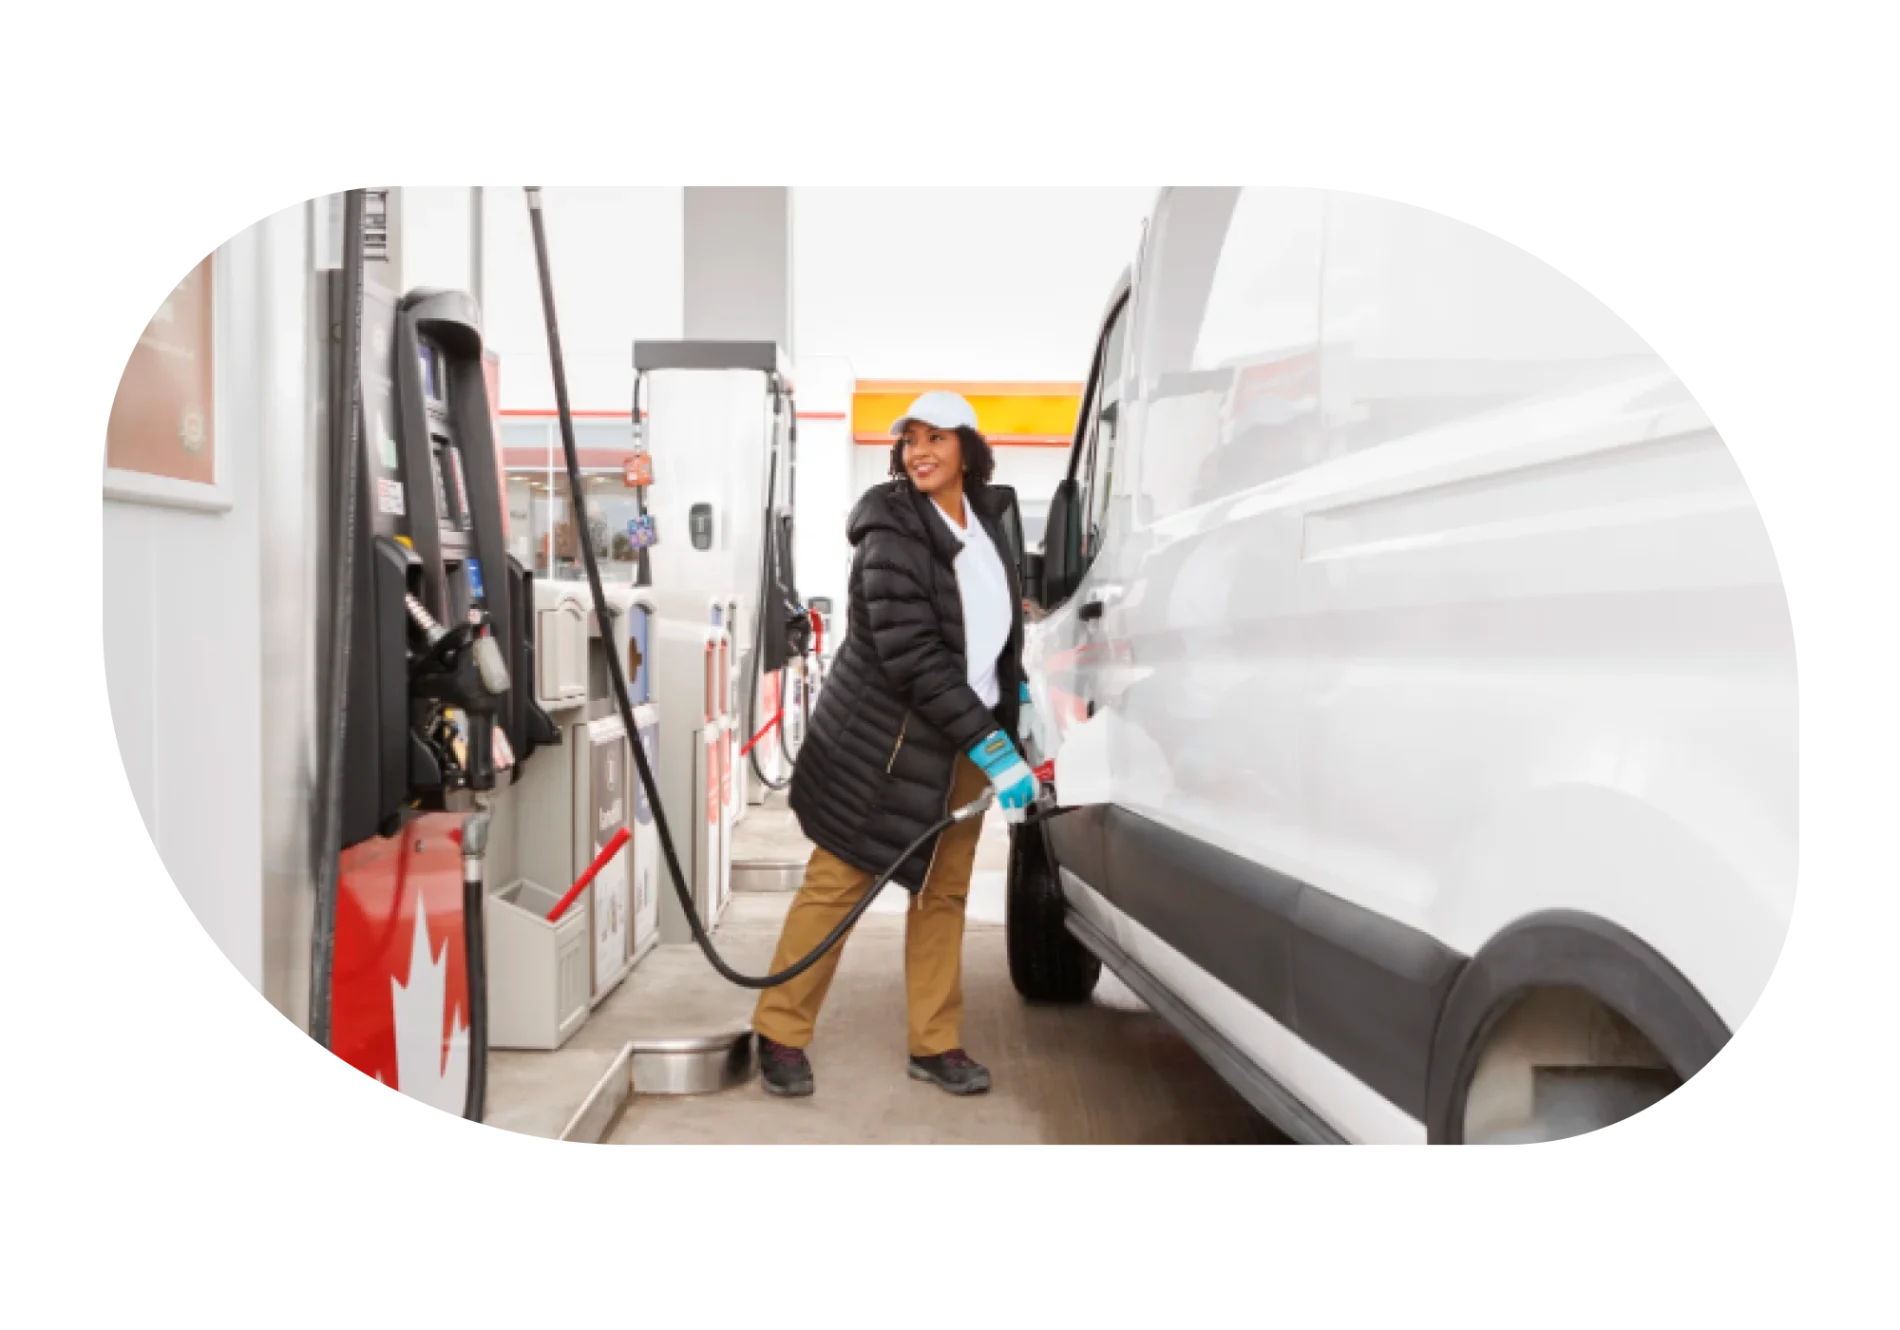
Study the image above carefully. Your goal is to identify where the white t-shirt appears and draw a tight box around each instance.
[929,493,1012,711]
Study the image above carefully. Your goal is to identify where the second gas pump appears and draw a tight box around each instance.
[507,576,663,1033]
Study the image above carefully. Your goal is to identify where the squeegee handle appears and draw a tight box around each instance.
[547,826,632,923]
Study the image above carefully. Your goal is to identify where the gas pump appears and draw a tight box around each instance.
[632,342,809,810]
[800,595,835,747]
[602,586,664,966]
[719,597,746,825]
[581,583,662,999]
[714,612,736,918]
[506,576,661,1034]
[629,690,662,968]
[652,607,730,942]
[749,386,811,797]
[317,231,555,1119]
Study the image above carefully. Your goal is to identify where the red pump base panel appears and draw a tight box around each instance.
[330,812,472,1116]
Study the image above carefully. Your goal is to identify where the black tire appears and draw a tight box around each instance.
[1006,823,1101,1003]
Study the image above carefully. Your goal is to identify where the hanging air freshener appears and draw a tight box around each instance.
[627,514,658,550]
[624,451,653,488]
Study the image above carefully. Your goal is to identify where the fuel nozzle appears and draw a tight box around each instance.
[408,595,511,793]
[951,789,995,823]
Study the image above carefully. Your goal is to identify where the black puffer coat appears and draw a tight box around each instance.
[789,478,1024,890]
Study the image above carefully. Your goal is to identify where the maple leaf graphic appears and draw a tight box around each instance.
[389,903,469,1116]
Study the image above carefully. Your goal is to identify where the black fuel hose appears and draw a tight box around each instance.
[746,378,794,792]
[461,809,490,1122]
[309,187,369,1049]
[526,188,1007,989]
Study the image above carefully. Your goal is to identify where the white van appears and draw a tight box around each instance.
[1009,187,1797,1144]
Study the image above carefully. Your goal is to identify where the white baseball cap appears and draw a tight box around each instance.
[890,389,979,437]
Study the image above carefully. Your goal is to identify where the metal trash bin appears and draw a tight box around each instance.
[485,879,591,1051]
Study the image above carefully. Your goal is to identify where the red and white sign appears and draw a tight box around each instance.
[107,256,216,486]
[330,813,471,1116]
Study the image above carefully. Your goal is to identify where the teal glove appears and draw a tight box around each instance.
[1019,681,1031,705]
[969,730,1036,823]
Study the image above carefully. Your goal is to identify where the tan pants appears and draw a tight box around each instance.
[753,756,990,1057]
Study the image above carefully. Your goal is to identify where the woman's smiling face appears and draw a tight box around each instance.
[901,421,964,498]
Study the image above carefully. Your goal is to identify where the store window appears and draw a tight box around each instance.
[502,417,644,582]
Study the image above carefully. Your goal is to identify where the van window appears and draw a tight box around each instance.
[1064,292,1129,579]
[1131,188,1326,524]
[1080,305,1129,561]
[1319,193,1657,455]
[1018,499,1050,550]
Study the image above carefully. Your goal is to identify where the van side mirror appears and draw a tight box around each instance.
[1040,479,1084,607]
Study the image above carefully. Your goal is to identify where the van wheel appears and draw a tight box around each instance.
[1006,825,1100,1003]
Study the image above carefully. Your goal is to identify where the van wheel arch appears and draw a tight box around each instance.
[1425,910,1732,1143]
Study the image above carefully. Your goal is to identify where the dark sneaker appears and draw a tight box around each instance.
[908,1048,991,1096]
[758,1035,814,1097]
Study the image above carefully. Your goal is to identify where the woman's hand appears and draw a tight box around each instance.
[968,730,1036,823]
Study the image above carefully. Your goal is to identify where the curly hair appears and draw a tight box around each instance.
[889,425,995,490]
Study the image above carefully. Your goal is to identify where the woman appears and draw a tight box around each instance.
[751,390,1038,1098]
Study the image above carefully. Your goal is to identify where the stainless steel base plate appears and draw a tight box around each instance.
[731,861,806,892]
[627,1028,757,1095]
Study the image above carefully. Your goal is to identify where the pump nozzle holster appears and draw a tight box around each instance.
[410,614,510,793]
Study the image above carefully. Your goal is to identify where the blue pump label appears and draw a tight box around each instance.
[466,557,485,601]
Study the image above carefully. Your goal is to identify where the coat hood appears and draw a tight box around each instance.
[847,479,1018,565]
[846,479,924,545]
